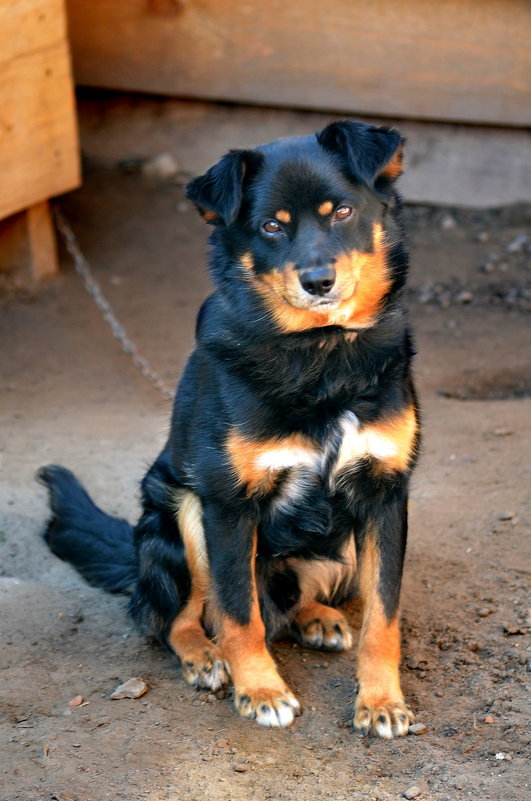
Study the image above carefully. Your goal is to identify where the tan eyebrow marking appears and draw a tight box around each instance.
[318,201,334,216]
[240,252,255,271]
[275,210,291,224]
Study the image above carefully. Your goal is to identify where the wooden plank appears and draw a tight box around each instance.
[0,0,66,63]
[77,97,531,208]
[66,0,531,126]
[0,41,80,220]
[0,202,58,278]
[26,201,58,279]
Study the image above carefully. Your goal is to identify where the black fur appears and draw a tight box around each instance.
[39,120,420,734]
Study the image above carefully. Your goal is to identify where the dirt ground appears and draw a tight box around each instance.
[1,129,530,801]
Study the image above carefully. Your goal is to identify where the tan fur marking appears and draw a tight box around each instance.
[202,209,218,223]
[356,538,401,701]
[217,534,299,725]
[254,223,390,333]
[289,536,357,605]
[167,492,227,689]
[226,429,318,496]
[318,200,334,216]
[240,251,255,272]
[294,600,353,651]
[275,209,291,224]
[353,536,413,737]
[379,144,404,181]
[335,406,418,476]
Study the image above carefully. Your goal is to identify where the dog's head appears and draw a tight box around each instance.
[187,121,407,334]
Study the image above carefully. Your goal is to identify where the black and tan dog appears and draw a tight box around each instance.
[39,120,420,738]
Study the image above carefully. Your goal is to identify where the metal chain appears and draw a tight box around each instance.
[53,207,174,401]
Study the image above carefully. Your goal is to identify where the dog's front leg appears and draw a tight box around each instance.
[352,493,415,739]
[203,501,300,727]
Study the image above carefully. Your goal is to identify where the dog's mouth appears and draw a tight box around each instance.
[281,287,353,312]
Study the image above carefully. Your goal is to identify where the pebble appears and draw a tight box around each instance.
[495,752,512,761]
[68,695,84,707]
[233,763,248,772]
[506,234,528,253]
[492,427,513,437]
[109,677,148,699]
[456,290,473,304]
[402,787,422,799]
[408,722,427,735]
[485,715,495,724]
[141,152,179,181]
[476,231,490,242]
[440,213,456,230]
[479,261,495,273]
[498,511,516,521]
[477,607,494,617]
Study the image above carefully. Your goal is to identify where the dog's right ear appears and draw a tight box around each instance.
[186,150,262,226]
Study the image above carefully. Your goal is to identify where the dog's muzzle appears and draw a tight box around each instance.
[298,265,336,297]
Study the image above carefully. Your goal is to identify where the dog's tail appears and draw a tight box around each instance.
[37,465,138,593]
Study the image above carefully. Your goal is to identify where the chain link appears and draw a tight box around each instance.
[53,207,174,401]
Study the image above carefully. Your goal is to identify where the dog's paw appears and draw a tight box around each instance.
[235,686,301,728]
[353,694,415,739]
[295,605,353,651]
[181,645,230,691]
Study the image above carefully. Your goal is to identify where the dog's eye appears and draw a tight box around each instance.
[262,220,282,235]
[334,205,353,221]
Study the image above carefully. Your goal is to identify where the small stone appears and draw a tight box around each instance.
[68,695,84,707]
[440,213,456,230]
[477,607,494,617]
[503,622,527,635]
[492,428,513,437]
[485,715,495,724]
[498,511,516,521]
[233,763,248,772]
[402,787,422,800]
[109,677,148,700]
[495,752,512,761]
[479,261,495,273]
[408,722,427,735]
[476,231,490,242]
[141,152,179,181]
[506,234,528,253]
[456,290,473,304]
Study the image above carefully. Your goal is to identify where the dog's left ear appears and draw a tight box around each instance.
[317,121,405,193]
[186,150,262,225]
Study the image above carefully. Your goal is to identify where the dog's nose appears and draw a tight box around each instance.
[298,266,336,296]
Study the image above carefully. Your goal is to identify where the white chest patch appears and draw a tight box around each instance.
[334,412,398,473]
[255,446,318,472]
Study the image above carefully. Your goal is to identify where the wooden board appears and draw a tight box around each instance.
[0,40,80,220]
[66,0,530,126]
[0,0,66,62]
[77,96,531,208]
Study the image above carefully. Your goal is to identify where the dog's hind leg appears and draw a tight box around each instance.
[167,490,228,690]
[293,600,353,651]
[130,455,228,690]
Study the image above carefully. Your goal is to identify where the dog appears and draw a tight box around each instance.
[39,120,420,738]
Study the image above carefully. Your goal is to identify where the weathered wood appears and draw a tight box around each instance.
[0,40,80,220]
[26,202,58,279]
[77,96,531,208]
[0,202,58,278]
[66,0,530,126]
[0,0,66,62]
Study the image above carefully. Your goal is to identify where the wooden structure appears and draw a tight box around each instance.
[0,0,80,277]
[66,0,530,126]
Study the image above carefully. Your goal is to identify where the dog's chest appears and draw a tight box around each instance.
[255,411,403,495]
